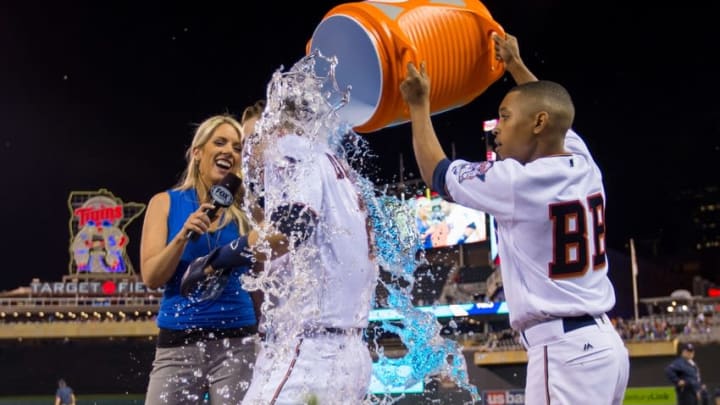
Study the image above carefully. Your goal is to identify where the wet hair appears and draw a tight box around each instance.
[175,115,249,235]
[508,80,575,132]
[241,100,266,125]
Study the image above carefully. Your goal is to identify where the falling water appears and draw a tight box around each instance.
[240,50,479,404]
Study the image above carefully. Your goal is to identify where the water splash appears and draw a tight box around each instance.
[240,50,479,403]
[240,49,357,345]
[358,183,479,403]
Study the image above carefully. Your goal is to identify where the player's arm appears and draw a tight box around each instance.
[208,204,316,266]
[139,192,213,289]
[262,144,322,252]
[192,154,320,272]
[179,228,289,297]
[399,59,517,219]
[248,269,264,325]
[495,34,598,162]
[260,153,320,254]
[493,33,538,85]
[189,226,289,270]
[399,61,448,187]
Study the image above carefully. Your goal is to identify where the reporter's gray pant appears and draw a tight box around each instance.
[145,336,257,405]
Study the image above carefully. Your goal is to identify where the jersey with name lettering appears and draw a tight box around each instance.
[262,134,377,335]
[441,130,615,331]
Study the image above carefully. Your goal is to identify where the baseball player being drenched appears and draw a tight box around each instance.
[183,52,378,404]
[399,33,630,404]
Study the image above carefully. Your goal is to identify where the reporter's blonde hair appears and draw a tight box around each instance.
[175,115,249,235]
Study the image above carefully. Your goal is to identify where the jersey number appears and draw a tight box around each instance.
[548,193,606,279]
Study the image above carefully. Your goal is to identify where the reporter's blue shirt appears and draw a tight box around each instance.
[156,188,255,330]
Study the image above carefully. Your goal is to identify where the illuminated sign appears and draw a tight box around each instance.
[623,386,676,405]
[369,301,508,322]
[405,190,488,249]
[67,189,145,275]
[483,118,498,161]
[483,389,525,404]
[30,279,158,295]
[482,119,497,132]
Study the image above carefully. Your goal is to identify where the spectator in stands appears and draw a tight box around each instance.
[665,343,703,405]
[55,379,75,405]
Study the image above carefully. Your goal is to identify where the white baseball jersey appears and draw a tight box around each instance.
[262,134,378,334]
[441,130,615,331]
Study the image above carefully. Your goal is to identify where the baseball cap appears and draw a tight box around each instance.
[681,343,695,352]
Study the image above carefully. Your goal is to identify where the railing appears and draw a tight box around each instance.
[1,297,718,345]
[0,319,159,339]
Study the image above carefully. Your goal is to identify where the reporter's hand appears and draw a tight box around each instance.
[182,203,214,238]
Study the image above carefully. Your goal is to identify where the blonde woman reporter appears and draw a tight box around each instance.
[141,114,257,404]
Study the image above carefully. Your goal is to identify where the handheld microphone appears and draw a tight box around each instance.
[186,172,242,241]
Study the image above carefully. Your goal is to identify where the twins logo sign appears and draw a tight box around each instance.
[454,161,494,183]
[68,189,146,275]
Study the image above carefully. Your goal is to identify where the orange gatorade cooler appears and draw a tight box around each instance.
[307,0,505,133]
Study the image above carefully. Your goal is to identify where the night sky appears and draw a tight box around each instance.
[1,2,717,293]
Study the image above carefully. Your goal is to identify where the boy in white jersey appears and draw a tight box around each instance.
[399,33,629,404]
[183,56,378,404]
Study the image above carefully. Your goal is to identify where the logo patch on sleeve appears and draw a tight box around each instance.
[454,161,494,183]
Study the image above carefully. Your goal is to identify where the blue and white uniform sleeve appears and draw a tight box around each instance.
[208,236,252,269]
[564,129,591,157]
[564,129,602,177]
[433,158,518,222]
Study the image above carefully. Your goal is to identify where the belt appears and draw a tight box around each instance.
[157,326,258,348]
[302,327,363,338]
[262,327,364,342]
[521,314,607,349]
[562,314,598,333]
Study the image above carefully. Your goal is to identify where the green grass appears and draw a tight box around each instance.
[0,394,145,405]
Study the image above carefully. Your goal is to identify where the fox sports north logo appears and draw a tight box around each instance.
[210,185,234,207]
